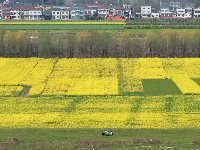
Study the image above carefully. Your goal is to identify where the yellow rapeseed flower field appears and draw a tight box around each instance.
[0,96,200,128]
[0,58,200,128]
[1,58,200,96]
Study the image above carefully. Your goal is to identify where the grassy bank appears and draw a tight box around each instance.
[0,128,200,149]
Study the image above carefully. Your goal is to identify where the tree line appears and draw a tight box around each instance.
[1,28,200,58]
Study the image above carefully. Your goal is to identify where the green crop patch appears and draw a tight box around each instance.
[192,79,200,86]
[0,24,124,30]
[142,79,182,96]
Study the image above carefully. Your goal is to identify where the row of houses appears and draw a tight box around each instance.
[1,2,200,20]
[140,5,200,19]
[0,3,132,20]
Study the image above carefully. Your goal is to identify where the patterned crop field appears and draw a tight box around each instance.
[1,95,200,128]
[0,58,200,128]
[1,58,200,96]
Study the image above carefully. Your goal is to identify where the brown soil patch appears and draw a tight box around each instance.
[77,141,113,147]
[10,138,20,145]
[0,144,7,150]
[132,138,161,144]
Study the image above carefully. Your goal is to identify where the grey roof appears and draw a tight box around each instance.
[51,8,61,11]
[43,9,51,16]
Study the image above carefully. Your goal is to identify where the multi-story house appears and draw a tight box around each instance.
[20,6,32,20]
[60,8,70,20]
[84,7,93,19]
[109,5,124,17]
[160,5,170,13]
[193,8,200,18]
[28,7,42,20]
[151,13,159,18]
[71,5,85,20]
[176,8,186,18]
[97,6,109,18]
[10,7,20,19]
[0,6,7,19]
[2,7,10,20]
[52,7,61,20]
[185,7,192,18]
[124,8,132,18]
[176,8,192,18]
[159,5,175,18]
[141,6,151,18]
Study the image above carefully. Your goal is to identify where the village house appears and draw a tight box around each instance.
[193,8,200,18]
[2,7,10,20]
[141,6,151,18]
[10,6,20,19]
[151,12,159,18]
[28,7,42,20]
[20,6,32,20]
[159,5,174,18]
[70,5,85,20]
[0,6,7,19]
[109,5,124,17]
[0,1,200,20]
[97,6,109,19]
[60,8,70,20]
[176,8,186,18]
[51,7,61,20]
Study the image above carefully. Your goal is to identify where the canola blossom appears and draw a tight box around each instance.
[0,58,200,96]
[0,85,23,96]
[0,96,200,128]
[163,58,200,94]
[139,58,168,79]
[121,59,143,93]
[43,58,118,96]
[1,58,200,128]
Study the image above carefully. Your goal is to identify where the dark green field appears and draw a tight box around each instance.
[0,24,124,30]
[142,79,182,96]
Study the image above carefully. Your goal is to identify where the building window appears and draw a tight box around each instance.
[57,12,59,14]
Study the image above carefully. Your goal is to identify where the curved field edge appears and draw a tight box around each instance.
[0,128,200,149]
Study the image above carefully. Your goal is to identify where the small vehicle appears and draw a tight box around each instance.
[102,130,113,136]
